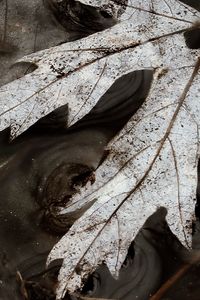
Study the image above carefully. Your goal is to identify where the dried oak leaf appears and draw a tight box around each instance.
[45,1,200,299]
[0,0,199,299]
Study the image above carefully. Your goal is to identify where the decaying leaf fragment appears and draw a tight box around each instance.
[44,1,200,299]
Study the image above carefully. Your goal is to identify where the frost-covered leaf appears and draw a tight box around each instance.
[0,0,199,138]
[43,1,200,299]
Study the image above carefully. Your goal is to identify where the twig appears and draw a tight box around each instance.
[150,250,200,300]
[149,263,191,300]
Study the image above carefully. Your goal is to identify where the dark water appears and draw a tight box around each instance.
[0,0,200,299]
